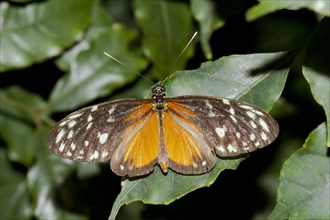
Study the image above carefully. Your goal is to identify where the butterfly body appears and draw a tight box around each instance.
[48,85,279,177]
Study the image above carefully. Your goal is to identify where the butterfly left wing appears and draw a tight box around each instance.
[166,96,279,159]
[47,99,160,176]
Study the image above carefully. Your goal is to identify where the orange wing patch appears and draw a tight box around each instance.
[110,104,159,177]
[164,102,216,174]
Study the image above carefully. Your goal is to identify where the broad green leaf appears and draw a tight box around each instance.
[110,158,243,220]
[0,149,32,220]
[246,0,330,21]
[109,52,288,219]
[0,0,93,71]
[191,0,224,60]
[165,52,290,111]
[133,0,194,80]
[27,126,86,220]
[0,86,48,165]
[302,17,330,147]
[269,123,330,219]
[56,0,114,72]
[254,136,304,219]
[49,23,147,112]
[0,86,48,124]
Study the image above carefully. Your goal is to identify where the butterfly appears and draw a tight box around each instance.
[47,84,279,177]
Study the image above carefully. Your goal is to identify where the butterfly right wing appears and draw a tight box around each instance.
[47,99,159,176]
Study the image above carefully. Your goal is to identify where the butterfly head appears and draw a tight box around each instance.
[152,85,166,110]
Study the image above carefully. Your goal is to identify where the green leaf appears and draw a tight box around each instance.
[133,0,194,80]
[269,123,330,219]
[0,86,48,124]
[49,23,147,112]
[0,149,32,220]
[246,0,330,21]
[0,0,93,71]
[302,17,330,147]
[110,158,243,220]
[55,0,114,72]
[27,126,86,220]
[165,52,290,111]
[191,0,224,60]
[0,86,48,165]
[109,52,288,219]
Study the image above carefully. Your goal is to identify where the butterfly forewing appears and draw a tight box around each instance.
[47,99,154,164]
[166,96,279,157]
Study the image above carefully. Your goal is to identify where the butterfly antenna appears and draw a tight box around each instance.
[174,31,198,66]
[163,31,198,79]
[103,52,154,84]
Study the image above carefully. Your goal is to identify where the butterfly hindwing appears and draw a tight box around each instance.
[164,104,216,174]
[166,96,279,157]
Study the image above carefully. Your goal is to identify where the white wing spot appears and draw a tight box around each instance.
[87,114,93,122]
[259,118,270,132]
[246,111,256,119]
[79,149,84,155]
[222,99,230,105]
[89,150,99,160]
[86,122,93,130]
[67,130,74,139]
[56,129,66,143]
[261,132,268,141]
[107,117,115,123]
[99,133,109,144]
[217,145,225,153]
[108,105,117,114]
[242,141,248,147]
[250,120,257,128]
[66,151,72,157]
[59,120,69,127]
[205,100,216,117]
[84,140,89,147]
[68,113,83,119]
[91,105,98,112]
[243,147,250,151]
[59,142,65,152]
[102,151,109,158]
[67,120,77,128]
[215,127,226,138]
[230,115,237,123]
[120,164,125,170]
[229,107,235,115]
[202,160,207,166]
[227,144,237,153]
[250,133,256,141]
[239,105,253,110]
[70,143,76,151]
[236,132,241,139]
[253,109,264,116]
[255,141,260,147]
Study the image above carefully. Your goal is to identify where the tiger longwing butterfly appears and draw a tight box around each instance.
[47,84,279,177]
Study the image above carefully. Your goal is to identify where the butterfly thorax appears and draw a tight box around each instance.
[152,85,166,111]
